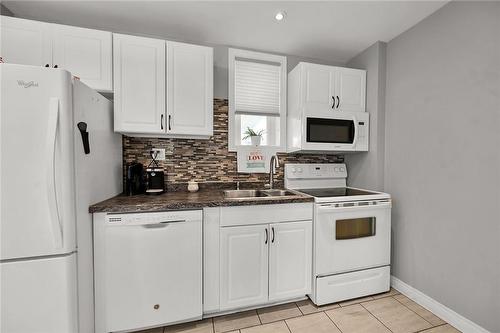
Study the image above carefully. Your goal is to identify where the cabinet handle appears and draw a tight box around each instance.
[45,64,50,67]
[168,115,172,131]
[53,65,58,68]
[161,114,164,130]
[332,96,335,109]
[265,228,268,244]
[271,227,275,243]
[336,96,340,108]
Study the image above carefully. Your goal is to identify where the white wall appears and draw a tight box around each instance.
[384,2,500,332]
[345,41,386,191]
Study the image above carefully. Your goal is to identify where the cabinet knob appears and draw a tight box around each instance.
[45,64,50,67]
[53,65,58,68]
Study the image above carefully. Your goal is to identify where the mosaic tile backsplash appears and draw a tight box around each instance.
[123,99,342,191]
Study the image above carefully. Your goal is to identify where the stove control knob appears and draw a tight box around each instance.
[297,167,303,173]
[292,167,297,173]
[340,167,346,172]
[334,167,340,172]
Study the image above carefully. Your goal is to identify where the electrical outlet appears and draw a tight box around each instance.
[151,148,166,161]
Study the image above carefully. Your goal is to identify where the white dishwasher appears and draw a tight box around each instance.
[93,210,202,333]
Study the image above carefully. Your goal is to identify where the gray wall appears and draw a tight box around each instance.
[1,3,14,16]
[345,41,386,191]
[384,2,500,332]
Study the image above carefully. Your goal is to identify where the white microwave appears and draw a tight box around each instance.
[287,111,369,153]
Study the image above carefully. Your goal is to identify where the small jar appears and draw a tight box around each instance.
[187,181,199,192]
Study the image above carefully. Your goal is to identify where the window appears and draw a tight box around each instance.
[228,48,287,151]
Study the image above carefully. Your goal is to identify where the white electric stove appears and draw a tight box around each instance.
[285,163,392,305]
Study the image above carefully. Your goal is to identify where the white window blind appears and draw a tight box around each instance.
[234,59,281,115]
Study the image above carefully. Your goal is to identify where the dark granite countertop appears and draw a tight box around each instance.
[89,189,314,213]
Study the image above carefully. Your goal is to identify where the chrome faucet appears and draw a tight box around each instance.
[267,155,280,189]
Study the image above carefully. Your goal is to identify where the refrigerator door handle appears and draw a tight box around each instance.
[46,97,63,248]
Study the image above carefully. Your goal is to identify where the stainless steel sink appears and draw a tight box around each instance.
[260,189,296,197]
[223,189,299,200]
[223,190,268,199]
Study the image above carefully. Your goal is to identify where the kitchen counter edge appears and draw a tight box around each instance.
[89,190,314,214]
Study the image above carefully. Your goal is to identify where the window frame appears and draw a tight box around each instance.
[228,48,287,152]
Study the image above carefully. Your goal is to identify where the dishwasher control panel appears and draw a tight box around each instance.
[106,210,202,226]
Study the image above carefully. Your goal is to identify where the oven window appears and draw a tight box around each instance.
[306,118,355,144]
[336,217,376,240]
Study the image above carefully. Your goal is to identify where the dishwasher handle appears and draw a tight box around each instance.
[141,219,186,228]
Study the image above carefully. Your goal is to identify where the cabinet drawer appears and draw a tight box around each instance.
[315,266,390,305]
[220,203,313,227]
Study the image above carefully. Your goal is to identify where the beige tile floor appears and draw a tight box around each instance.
[134,288,461,333]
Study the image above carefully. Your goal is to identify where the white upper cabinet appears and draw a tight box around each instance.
[0,16,51,67]
[113,34,166,134]
[335,67,366,112]
[52,24,112,92]
[303,63,337,110]
[166,41,213,137]
[220,225,269,310]
[290,62,366,113]
[0,16,112,92]
[268,221,312,302]
[113,35,214,138]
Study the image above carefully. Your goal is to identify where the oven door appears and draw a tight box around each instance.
[303,114,360,151]
[314,201,391,276]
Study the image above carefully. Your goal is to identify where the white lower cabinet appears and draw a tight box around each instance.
[220,225,268,310]
[269,221,312,302]
[219,219,312,311]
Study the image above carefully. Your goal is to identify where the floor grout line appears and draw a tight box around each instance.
[392,295,439,327]
[359,302,396,333]
[322,309,346,333]
[415,323,450,332]
[283,319,293,333]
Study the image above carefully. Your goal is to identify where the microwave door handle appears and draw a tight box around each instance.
[352,116,359,147]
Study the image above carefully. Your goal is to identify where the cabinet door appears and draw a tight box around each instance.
[53,24,112,92]
[334,67,366,112]
[113,34,166,134]
[0,16,51,67]
[166,41,213,136]
[302,63,336,111]
[269,221,312,302]
[220,225,268,310]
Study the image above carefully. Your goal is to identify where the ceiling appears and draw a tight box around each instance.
[3,1,448,63]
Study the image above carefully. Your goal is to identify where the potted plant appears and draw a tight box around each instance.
[243,127,264,146]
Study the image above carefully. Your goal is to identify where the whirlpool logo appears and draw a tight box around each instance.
[17,80,39,88]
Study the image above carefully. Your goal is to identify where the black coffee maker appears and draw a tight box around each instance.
[126,162,145,195]
[145,151,165,195]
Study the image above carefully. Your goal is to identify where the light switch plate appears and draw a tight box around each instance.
[151,148,166,161]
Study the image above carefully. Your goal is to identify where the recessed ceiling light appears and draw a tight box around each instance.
[275,11,286,21]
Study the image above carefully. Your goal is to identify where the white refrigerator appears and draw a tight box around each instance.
[0,64,122,333]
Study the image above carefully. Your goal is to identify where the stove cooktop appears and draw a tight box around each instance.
[296,187,380,198]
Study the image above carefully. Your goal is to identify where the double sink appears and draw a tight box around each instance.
[223,189,300,201]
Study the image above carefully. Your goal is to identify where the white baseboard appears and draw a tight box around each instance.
[391,276,490,333]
